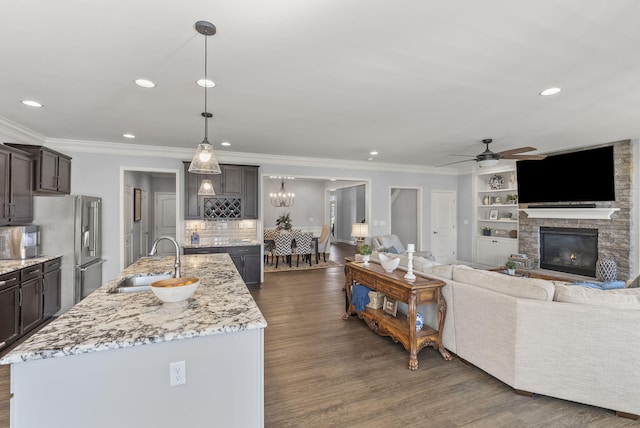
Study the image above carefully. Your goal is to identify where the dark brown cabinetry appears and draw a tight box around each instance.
[183,246,261,285]
[0,257,62,351]
[184,163,259,220]
[43,258,62,318]
[0,144,34,224]
[6,144,72,194]
[0,271,20,349]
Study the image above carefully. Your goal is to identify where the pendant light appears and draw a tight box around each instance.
[189,20,221,174]
[198,179,215,195]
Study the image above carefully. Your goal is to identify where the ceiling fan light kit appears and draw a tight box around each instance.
[189,20,222,175]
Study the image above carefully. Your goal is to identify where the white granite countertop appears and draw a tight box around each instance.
[0,253,267,364]
[0,255,62,275]
[182,240,261,248]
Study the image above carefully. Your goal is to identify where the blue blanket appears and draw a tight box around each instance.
[352,283,372,312]
[572,280,625,290]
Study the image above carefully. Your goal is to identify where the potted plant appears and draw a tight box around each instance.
[506,194,518,204]
[275,213,292,231]
[505,260,517,275]
[481,226,492,236]
[359,244,372,265]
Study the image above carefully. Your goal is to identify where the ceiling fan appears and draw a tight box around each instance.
[438,139,546,167]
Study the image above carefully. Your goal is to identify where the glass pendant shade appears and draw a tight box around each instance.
[198,179,215,196]
[189,139,221,174]
[477,158,499,167]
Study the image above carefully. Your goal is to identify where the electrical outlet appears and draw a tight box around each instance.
[169,360,186,386]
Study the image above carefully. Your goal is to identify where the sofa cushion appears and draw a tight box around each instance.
[452,267,555,301]
[375,234,406,254]
[554,283,640,309]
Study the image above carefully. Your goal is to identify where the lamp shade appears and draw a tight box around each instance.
[197,179,215,195]
[189,141,221,174]
[477,158,499,167]
[351,223,369,238]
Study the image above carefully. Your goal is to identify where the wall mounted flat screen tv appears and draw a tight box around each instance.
[516,146,615,204]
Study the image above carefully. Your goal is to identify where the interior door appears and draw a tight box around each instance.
[124,185,134,267]
[431,191,456,264]
[154,192,177,256]
[140,189,149,257]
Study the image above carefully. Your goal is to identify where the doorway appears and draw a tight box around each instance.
[390,187,421,250]
[121,168,179,270]
[430,190,457,264]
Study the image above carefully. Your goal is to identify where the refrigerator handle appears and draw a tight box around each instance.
[78,258,106,272]
[89,200,99,256]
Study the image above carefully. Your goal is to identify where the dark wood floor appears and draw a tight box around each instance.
[250,242,637,427]
[0,243,636,427]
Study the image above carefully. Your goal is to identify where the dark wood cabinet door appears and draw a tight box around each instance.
[0,149,10,222]
[40,149,58,192]
[20,277,43,334]
[243,254,261,285]
[184,162,201,219]
[243,166,259,219]
[10,151,34,223]
[222,165,243,195]
[43,269,61,319]
[57,155,72,194]
[0,284,20,349]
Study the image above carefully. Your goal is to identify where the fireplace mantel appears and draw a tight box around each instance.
[520,208,620,220]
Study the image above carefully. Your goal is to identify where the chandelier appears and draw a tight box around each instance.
[270,178,295,207]
[188,20,222,175]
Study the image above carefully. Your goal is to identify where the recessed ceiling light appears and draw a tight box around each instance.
[221,141,231,146]
[370,151,379,156]
[197,79,216,88]
[134,79,156,88]
[123,134,136,139]
[540,87,562,96]
[368,157,374,161]
[22,100,43,107]
[330,179,336,181]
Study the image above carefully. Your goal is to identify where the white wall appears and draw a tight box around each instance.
[262,178,325,230]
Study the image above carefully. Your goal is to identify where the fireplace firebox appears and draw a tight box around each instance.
[539,227,598,277]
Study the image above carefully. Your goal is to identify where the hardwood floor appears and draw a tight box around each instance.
[251,243,637,427]
[0,243,635,427]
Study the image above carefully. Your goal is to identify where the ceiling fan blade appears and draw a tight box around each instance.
[436,158,476,167]
[448,154,477,157]
[501,154,547,160]
[496,146,537,156]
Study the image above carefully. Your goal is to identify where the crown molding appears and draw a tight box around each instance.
[0,115,46,145]
[45,138,461,176]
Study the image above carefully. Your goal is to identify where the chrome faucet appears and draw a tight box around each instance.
[149,236,181,278]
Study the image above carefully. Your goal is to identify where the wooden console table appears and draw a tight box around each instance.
[343,260,453,370]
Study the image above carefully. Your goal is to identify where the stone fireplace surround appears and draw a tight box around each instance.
[518,141,633,280]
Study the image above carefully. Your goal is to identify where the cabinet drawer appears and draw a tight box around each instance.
[44,257,62,273]
[0,271,20,291]
[350,269,376,286]
[183,247,225,255]
[21,264,43,282]
[376,283,406,302]
[226,246,260,256]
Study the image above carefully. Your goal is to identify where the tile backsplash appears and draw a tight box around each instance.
[185,220,258,245]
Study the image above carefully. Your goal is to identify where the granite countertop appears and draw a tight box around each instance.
[183,240,261,248]
[0,255,63,275]
[0,253,267,364]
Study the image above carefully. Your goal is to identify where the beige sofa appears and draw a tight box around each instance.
[367,251,640,418]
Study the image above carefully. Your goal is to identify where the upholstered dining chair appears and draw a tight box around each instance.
[273,232,293,268]
[316,225,331,262]
[263,229,276,265]
[293,232,313,267]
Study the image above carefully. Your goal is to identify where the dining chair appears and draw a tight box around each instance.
[293,232,313,267]
[316,224,331,262]
[263,229,276,265]
[273,232,293,268]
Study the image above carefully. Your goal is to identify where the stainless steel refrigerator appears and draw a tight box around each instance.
[34,195,104,312]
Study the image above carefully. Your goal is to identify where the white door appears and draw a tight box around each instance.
[154,192,177,256]
[124,185,134,266]
[431,191,456,264]
[140,189,149,257]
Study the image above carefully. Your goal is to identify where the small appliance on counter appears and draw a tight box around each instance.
[0,225,40,259]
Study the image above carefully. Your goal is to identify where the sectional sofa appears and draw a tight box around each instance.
[365,251,640,419]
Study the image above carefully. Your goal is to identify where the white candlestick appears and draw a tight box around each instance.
[404,249,416,281]
[407,243,415,252]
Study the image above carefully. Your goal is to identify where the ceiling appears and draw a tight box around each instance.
[1,1,639,168]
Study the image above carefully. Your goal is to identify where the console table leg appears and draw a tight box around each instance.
[408,355,419,370]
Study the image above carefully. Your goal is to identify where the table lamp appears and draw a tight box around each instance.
[351,223,370,253]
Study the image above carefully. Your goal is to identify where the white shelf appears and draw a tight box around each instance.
[478,188,517,193]
[479,204,518,208]
[520,208,620,220]
[478,219,517,223]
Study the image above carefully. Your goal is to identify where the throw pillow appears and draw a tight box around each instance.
[386,246,398,254]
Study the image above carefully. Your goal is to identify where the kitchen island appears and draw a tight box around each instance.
[1,253,267,428]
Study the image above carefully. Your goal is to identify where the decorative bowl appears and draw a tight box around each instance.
[150,277,200,303]
[379,253,400,272]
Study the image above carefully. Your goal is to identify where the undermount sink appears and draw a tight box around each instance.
[112,274,174,293]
